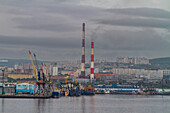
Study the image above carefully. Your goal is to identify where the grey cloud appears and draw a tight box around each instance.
[96,18,170,29]
[9,3,102,31]
[0,44,82,61]
[17,23,79,32]
[0,34,83,60]
[93,29,170,59]
[12,14,80,32]
[95,8,170,29]
[1,1,170,60]
[46,4,103,19]
[0,35,81,49]
[106,8,170,19]
[95,29,170,51]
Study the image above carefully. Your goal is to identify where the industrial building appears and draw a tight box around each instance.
[0,83,16,95]
[95,72,116,81]
[8,74,33,79]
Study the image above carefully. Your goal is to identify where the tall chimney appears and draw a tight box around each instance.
[81,23,85,77]
[90,41,94,82]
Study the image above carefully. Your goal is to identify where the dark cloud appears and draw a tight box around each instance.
[94,29,170,59]
[1,1,170,60]
[0,35,83,61]
[100,30,169,50]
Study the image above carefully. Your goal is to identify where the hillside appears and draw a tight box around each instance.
[149,57,170,69]
[150,57,170,64]
[0,59,46,67]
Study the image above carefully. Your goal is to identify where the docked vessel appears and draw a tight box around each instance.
[84,83,95,95]
[95,84,140,94]
[52,91,60,98]
[52,86,60,98]
[68,83,81,97]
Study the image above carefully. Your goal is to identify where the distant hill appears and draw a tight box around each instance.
[149,57,170,69]
[0,59,47,67]
[150,57,170,64]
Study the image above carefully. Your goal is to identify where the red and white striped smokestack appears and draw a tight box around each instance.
[81,23,85,77]
[90,41,94,81]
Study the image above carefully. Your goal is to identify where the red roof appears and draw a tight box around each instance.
[52,75,65,80]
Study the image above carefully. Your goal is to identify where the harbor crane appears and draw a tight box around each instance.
[29,50,46,95]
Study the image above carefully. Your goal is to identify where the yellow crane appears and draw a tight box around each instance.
[75,78,77,85]
[29,50,46,95]
[65,76,69,84]
[29,50,38,81]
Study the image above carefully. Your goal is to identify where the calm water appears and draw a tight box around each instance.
[0,95,170,113]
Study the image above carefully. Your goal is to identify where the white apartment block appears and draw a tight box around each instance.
[117,57,149,64]
[112,68,163,79]
[52,67,58,76]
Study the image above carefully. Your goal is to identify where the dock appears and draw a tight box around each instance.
[0,94,51,99]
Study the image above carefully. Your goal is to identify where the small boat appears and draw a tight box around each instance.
[52,91,60,98]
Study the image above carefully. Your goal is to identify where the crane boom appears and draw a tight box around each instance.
[29,50,38,81]
[33,53,41,81]
[33,53,39,71]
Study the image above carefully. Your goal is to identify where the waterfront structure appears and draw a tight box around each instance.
[17,80,35,84]
[0,83,3,94]
[0,83,16,95]
[94,84,140,94]
[16,83,35,94]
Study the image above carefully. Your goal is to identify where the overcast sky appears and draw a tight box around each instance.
[0,0,170,61]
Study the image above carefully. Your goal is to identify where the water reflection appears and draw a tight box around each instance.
[74,96,76,113]
[90,96,94,113]
[47,99,52,113]
[34,99,46,113]
[1,99,4,113]
[81,96,85,113]
[0,95,169,113]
